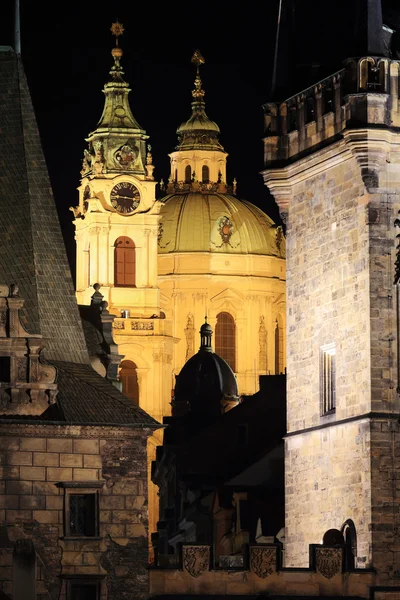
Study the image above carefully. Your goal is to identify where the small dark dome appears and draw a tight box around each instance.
[173,320,239,418]
[200,321,212,336]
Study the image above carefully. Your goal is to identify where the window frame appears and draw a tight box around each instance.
[215,311,236,372]
[320,342,336,416]
[63,574,105,600]
[114,236,136,288]
[56,482,103,540]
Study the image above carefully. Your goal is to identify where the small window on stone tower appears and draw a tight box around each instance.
[320,343,336,415]
[185,165,191,183]
[202,165,210,183]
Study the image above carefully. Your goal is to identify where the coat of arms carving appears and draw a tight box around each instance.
[218,216,233,243]
[315,547,342,579]
[182,545,210,578]
[250,546,277,578]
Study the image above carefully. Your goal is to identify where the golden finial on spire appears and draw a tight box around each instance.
[111,21,125,46]
[191,49,205,68]
[191,50,205,101]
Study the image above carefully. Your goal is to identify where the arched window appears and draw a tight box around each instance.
[114,237,136,287]
[275,319,283,374]
[174,169,178,182]
[184,165,191,183]
[119,360,139,406]
[340,519,357,570]
[215,312,236,372]
[202,165,210,183]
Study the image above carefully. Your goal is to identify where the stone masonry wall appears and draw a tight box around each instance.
[283,145,400,576]
[0,423,150,600]
[284,153,372,567]
[285,419,372,568]
[286,154,370,433]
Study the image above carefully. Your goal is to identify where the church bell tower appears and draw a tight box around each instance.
[73,22,160,317]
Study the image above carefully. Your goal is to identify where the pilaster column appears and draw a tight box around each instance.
[98,226,110,285]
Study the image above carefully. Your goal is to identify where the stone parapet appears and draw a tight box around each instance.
[149,543,375,597]
[263,57,400,167]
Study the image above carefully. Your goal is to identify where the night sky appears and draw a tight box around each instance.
[1,0,400,272]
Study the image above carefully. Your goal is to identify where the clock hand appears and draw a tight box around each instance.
[112,195,137,201]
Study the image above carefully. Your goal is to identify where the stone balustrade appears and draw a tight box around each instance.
[263,57,400,165]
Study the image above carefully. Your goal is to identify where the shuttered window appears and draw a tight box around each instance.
[119,360,139,406]
[215,312,236,372]
[114,237,136,287]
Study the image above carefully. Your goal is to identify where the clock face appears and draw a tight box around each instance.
[110,181,140,214]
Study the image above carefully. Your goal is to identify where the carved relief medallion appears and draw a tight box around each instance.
[250,546,277,578]
[114,142,139,169]
[182,545,210,578]
[315,547,342,579]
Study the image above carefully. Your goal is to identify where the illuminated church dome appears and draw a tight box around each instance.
[157,51,286,399]
[158,192,281,255]
[158,50,285,259]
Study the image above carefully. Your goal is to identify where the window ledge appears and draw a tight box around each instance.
[55,481,105,489]
[60,536,103,542]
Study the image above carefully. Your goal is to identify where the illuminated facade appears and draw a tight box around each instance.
[72,39,286,537]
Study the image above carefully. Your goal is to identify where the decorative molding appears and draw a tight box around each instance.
[131,321,154,331]
[182,545,210,578]
[0,423,152,438]
[250,546,277,578]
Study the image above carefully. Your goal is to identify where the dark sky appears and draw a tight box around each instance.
[1,0,399,270]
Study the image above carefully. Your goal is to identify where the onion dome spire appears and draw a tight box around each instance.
[176,50,223,151]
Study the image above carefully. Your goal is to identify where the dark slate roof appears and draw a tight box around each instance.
[79,305,105,357]
[0,48,89,364]
[0,361,160,427]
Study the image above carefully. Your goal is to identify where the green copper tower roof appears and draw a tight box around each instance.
[176,50,224,152]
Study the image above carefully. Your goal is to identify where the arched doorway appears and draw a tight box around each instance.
[215,312,236,372]
[114,237,136,287]
[119,360,139,406]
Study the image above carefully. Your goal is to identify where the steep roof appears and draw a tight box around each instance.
[0,48,89,364]
[46,361,159,427]
[0,360,159,427]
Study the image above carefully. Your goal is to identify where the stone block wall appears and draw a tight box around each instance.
[285,419,372,568]
[268,140,400,575]
[285,152,370,432]
[0,423,150,600]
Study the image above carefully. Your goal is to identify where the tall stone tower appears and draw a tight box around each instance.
[262,0,400,581]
